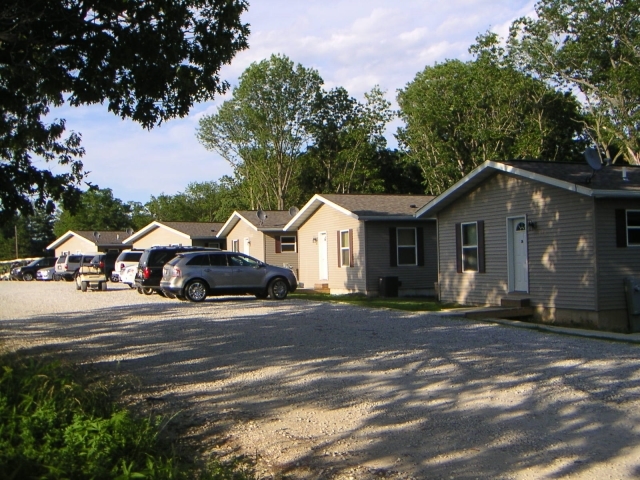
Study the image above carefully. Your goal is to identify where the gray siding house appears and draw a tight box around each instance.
[217,211,299,276]
[284,194,436,296]
[416,160,640,332]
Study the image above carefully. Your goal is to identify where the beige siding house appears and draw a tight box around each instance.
[284,194,436,296]
[122,222,225,250]
[416,160,640,332]
[218,211,299,275]
[47,230,132,257]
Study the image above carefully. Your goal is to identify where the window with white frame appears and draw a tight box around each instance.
[280,236,296,252]
[397,228,417,265]
[340,230,351,267]
[232,239,239,252]
[627,210,640,245]
[461,222,478,272]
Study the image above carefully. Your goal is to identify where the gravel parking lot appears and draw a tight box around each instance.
[2,281,640,479]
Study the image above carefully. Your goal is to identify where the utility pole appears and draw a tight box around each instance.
[15,225,18,259]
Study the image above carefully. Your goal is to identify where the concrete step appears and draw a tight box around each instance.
[464,307,534,320]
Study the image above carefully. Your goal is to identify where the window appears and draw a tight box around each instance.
[461,222,478,272]
[628,210,640,246]
[210,254,228,266]
[337,230,353,267]
[232,239,239,252]
[186,254,210,266]
[280,236,296,253]
[397,228,417,265]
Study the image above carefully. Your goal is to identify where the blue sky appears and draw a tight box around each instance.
[44,0,535,205]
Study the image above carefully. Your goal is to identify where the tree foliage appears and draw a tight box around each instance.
[53,188,133,237]
[197,54,324,210]
[299,86,395,196]
[0,0,249,223]
[0,211,55,260]
[145,178,244,223]
[503,0,640,164]
[397,56,586,195]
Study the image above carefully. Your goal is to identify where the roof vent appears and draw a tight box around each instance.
[410,204,417,208]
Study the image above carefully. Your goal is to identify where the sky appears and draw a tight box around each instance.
[44,0,536,205]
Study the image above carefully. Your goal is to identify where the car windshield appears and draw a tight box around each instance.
[26,259,42,267]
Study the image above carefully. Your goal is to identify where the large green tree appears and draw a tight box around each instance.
[503,0,640,164]
[53,188,133,237]
[0,0,249,223]
[145,178,244,223]
[197,54,324,210]
[299,86,395,196]
[397,56,586,195]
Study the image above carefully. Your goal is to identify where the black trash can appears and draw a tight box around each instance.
[379,276,399,297]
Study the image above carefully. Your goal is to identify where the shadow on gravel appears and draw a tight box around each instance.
[3,297,640,479]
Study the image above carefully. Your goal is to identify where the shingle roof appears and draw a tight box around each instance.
[319,194,435,217]
[159,222,224,238]
[502,160,640,192]
[234,211,296,230]
[73,231,132,245]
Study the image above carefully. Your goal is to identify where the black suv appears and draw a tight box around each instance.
[11,257,57,281]
[90,252,119,279]
[135,246,220,295]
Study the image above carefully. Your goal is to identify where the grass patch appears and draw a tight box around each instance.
[290,292,460,312]
[0,352,254,480]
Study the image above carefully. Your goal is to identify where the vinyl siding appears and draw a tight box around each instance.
[54,237,96,257]
[264,233,299,275]
[364,221,437,294]
[297,204,364,293]
[438,173,597,310]
[594,198,640,310]
[132,228,192,249]
[226,221,263,260]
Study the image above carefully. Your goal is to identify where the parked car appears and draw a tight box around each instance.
[11,257,57,281]
[160,251,297,302]
[135,246,221,295]
[120,265,138,289]
[113,249,143,283]
[36,266,57,281]
[55,253,97,281]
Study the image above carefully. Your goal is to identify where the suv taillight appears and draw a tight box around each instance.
[172,267,181,278]
[143,267,151,280]
[64,264,69,271]
[99,261,105,269]
[119,262,125,272]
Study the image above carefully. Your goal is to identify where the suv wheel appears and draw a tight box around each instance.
[23,272,34,281]
[142,287,154,295]
[268,278,289,300]
[185,280,207,302]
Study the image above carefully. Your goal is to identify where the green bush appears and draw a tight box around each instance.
[0,354,253,479]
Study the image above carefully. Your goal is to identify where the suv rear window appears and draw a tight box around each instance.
[57,255,67,263]
[118,252,142,262]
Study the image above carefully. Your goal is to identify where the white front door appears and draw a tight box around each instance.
[318,231,328,280]
[508,218,529,292]
[243,237,250,254]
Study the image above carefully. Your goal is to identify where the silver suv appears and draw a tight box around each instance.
[55,253,97,281]
[160,251,297,302]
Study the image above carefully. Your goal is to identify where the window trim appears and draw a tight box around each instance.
[337,229,354,268]
[627,210,640,247]
[277,235,297,253]
[461,222,479,272]
[396,227,418,266]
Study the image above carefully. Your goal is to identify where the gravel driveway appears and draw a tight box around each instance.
[2,281,640,479]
